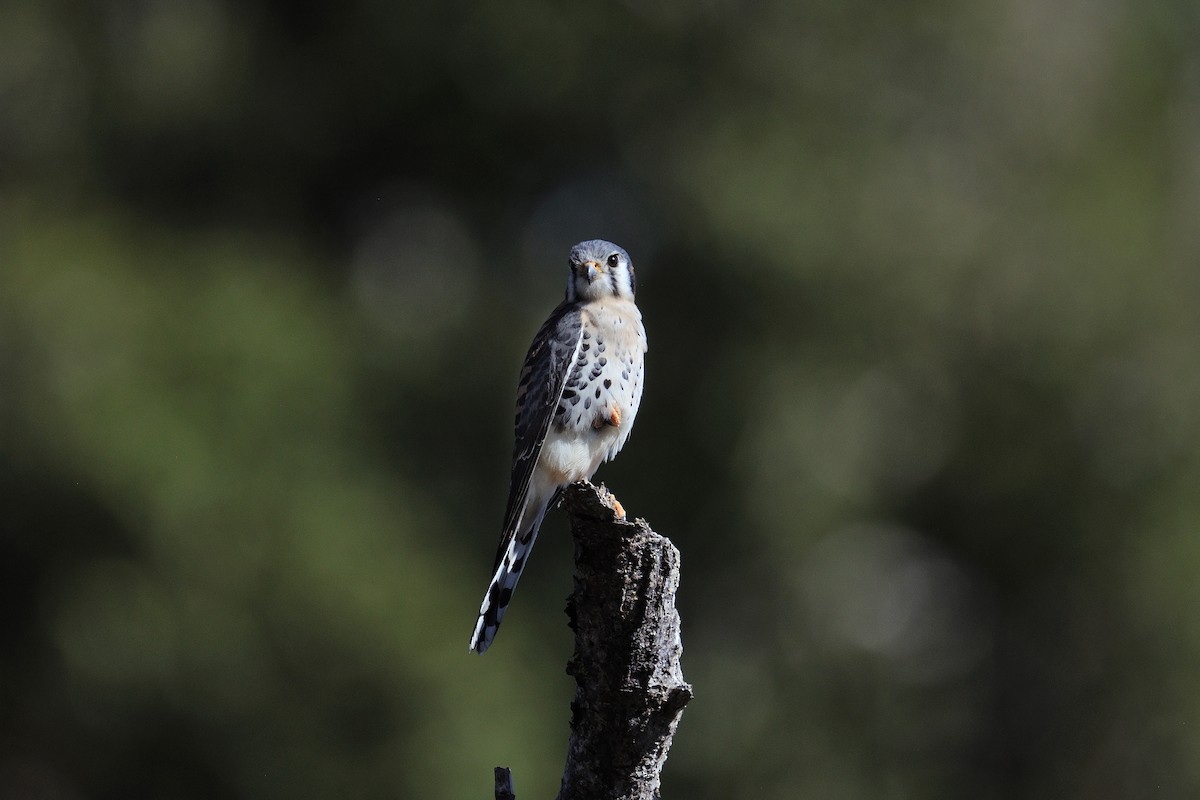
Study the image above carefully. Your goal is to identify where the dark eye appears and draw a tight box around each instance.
[607,254,620,268]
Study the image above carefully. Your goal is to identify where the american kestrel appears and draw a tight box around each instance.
[469,239,647,654]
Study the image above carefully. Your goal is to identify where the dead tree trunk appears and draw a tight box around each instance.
[492,480,691,800]
[558,481,691,800]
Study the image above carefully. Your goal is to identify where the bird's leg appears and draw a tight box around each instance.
[596,483,627,520]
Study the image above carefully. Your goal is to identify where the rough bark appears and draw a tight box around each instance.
[495,767,516,800]
[553,480,692,800]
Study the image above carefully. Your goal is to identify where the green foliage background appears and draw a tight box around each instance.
[3,1,1200,797]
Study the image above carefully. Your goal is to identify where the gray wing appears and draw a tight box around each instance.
[494,302,583,565]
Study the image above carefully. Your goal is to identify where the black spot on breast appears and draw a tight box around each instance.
[584,397,591,409]
[594,387,601,399]
[562,388,576,398]
[603,379,612,388]
[598,356,607,367]
[597,341,606,353]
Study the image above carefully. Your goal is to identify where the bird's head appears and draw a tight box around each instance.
[565,240,636,303]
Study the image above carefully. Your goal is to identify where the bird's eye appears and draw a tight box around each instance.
[607,254,620,268]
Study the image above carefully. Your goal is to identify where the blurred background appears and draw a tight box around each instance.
[2,0,1200,797]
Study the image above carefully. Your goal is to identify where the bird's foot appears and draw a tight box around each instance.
[595,482,627,520]
[592,405,621,430]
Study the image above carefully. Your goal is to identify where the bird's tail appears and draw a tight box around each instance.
[469,505,549,654]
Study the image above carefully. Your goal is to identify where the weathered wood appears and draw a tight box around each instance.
[494,766,516,800]
[554,481,692,800]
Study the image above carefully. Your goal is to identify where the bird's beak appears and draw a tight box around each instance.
[583,260,603,283]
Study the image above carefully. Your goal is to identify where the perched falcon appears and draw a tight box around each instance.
[469,240,647,654]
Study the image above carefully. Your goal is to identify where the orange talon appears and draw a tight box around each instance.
[594,405,622,430]
[612,498,626,520]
